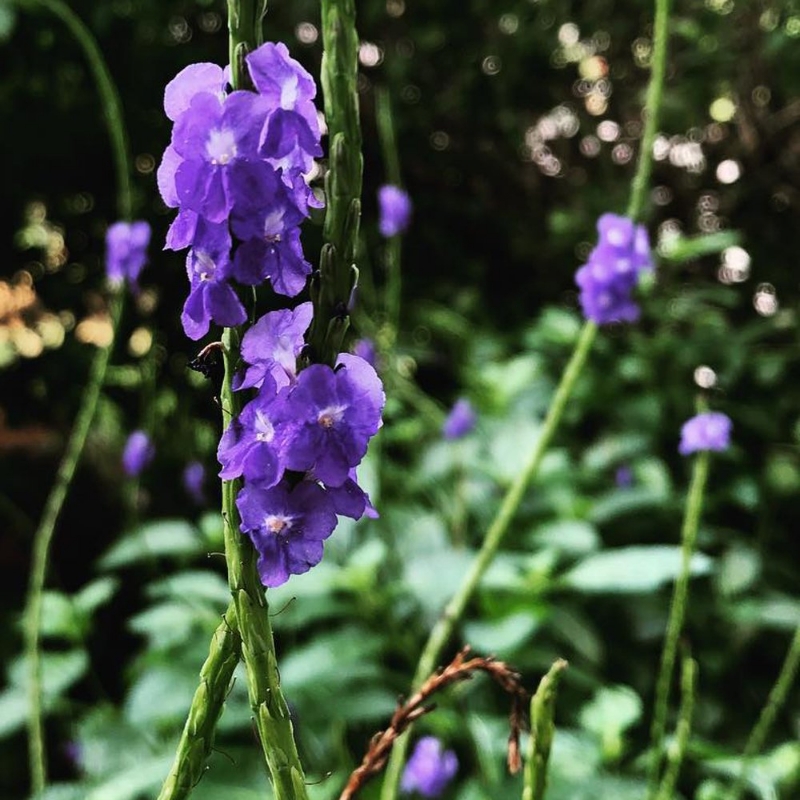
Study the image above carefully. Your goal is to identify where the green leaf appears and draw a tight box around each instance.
[124,665,196,728]
[589,487,670,525]
[579,685,642,736]
[128,601,217,649]
[74,577,119,615]
[560,546,713,594]
[100,520,202,569]
[530,520,600,555]
[147,570,230,606]
[464,611,541,657]
[38,591,83,641]
[0,689,28,739]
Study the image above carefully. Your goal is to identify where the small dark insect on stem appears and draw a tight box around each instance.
[188,341,226,397]
[339,646,530,800]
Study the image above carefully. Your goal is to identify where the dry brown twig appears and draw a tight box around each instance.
[339,646,530,800]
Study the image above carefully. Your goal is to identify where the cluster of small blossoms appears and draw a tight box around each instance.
[679,411,732,455]
[157,43,322,340]
[218,302,383,587]
[575,213,652,325]
[158,44,384,588]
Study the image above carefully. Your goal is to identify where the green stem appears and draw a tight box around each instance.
[728,625,800,800]
[522,659,568,800]
[156,605,242,800]
[375,87,403,339]
[17,0,134,792]
[655,655,697,800]
[647,450,710,799]
[220,331,309,800]
[218,5,308,797]
[380,321,597,800]
[308,0,363,367]
[625,0,671,222]
[382,0,672,794]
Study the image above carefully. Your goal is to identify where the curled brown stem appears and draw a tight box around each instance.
[339,646,529,800]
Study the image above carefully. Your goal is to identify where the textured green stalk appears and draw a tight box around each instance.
[375,87,403,336]
[380,321,597,800]
[220,331,308,800]
[626,0,671,222]
[156,605,241,800]
[381,0,672,794]
[219,4,309,797]
[17,0,133,792]
[307,0,363,367]
[647,451,709,798]
[728,624,800,800]
[522,659,568,800]
[655,655,697,800]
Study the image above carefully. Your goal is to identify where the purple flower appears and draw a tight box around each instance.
[401,737,458,798]
[678,412,732,455]
[575,213,652,325]
[163,62,228,122]
[281,354,385,487]
[122,430,154,477]
[237,479,337,587]
[217,378,286,487]
[168,90,273,223]
[442,399,476,440]
[246,43,322,171]
[615,465,634,488]
[105,221,151,288]
[182,461,206,504]
[181,221,247,340]
[353,338,378,370]
[237,302,313,391]
[378,185,412,237]
[323,467,379,520]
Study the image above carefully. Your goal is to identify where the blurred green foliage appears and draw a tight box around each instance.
[1,0,800,798]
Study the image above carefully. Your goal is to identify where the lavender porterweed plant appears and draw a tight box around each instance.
[157,0,377,795]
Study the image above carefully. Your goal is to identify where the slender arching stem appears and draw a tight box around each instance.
[17,0,134,793]
[379,0,672,795]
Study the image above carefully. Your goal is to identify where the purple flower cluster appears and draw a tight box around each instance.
[575,213,652,325]
[157,43,322,340]
[218,304,384,587]
[679,411,732,455]
[122,430,154,477]
[401,737,458,798]
[442,398,476,440]
[160,44,385,587]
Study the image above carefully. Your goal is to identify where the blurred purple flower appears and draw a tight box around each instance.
[182,461,206,504]
[353,338,378,370]
[615,465,634,488]
[442,399,476,440]
[122,430,154,477]
[378,185,412,237]
[401,737,458,798]
[679,412,732,455]
[105,221,151,289]
[575,213,652,325]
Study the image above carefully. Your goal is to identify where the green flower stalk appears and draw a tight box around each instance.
[15,0,133,792]
[522,659,568,800]
[307,0,363,368]
[655,655,697,800]
[380,0,672,794]
[728,624,800,800]
[156,606,242,800]
[647,450,709,799]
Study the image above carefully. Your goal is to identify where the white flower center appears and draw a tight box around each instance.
[206,128,238,165]
[194,250,216,282]
[317,405,345,429]
[280,75,299,108]
[253,410,275,442]
[607,227,627,246]
[265,514,292,535]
